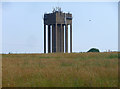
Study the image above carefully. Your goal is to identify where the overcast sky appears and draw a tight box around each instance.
[2,2,118,53]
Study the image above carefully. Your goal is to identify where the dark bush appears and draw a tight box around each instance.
[87,48,100,52]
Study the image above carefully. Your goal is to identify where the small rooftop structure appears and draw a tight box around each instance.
[52,7,62,13]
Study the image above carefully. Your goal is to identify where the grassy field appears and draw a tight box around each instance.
[2,52,118,87]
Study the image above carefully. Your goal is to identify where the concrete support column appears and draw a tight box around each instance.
[57,24,60,52]
[48,25,51,53]
[63,25,64,53]
[61,24,64,52]
[65,24,68,53]
[60,24,61,52]
[44,24,46,53]
[52,24,55,52]
[70,24,72,53]
[55,23,58,52]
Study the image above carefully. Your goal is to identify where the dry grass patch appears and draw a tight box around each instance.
[2,52,118,87]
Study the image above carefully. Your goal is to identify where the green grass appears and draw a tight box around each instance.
[2,52,118,87]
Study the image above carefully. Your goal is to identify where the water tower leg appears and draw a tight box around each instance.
[52,24,55,53]
[61,24,64,53]
[44,24,46,53]
[65,24,68,53]
[55,23,58,52]
[48,25,51,53]
[70,24,72,53]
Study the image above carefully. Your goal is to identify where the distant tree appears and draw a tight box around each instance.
[87,48,100,52]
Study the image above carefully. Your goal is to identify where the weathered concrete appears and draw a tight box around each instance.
[55,23,58,52]
[61,24,64,52]
[70,24,72,53]
[48,25,51,53]
[52,24,55,52]
[44,24,46,53]
[65,24,68,53]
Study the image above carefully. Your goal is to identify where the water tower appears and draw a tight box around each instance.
[44,7,72,53]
